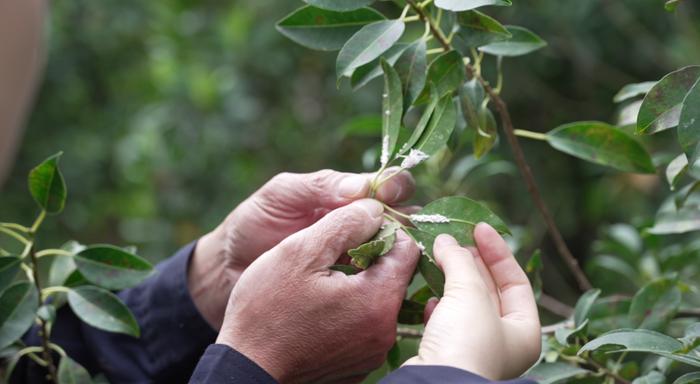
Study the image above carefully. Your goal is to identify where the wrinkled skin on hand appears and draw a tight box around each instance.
[189,169,415,329]
[217,199,420,384]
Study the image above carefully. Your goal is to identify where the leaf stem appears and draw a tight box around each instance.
[403,15,420,22]
[35,249,73,258]
[514,129,548,142]
[41,286,71,301]
[15,346,48,367]
[426,47,445,55]
[30,210,46,234]
[399,4,411,20]
[0,222,31,233]
[383,204,412,221]
[0,226,30,245]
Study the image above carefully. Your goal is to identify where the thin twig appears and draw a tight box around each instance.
[405,0,593,292]
[539,293,574,318]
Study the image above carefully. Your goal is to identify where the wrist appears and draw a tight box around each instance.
[188,226,243,330]
[216,330,288,383]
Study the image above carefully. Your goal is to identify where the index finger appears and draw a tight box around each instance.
[474,223,538,321]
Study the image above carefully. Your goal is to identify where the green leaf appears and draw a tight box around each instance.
[351,43,408,90]
[555,319,589,346]
[57,355,93,384]
[398,300,424,325]
[415,51,465,104]
[379,59,404,166]
[525,250,542,300]
[579,329,682,355]
[435,0,512,12]
[633,371,665,384]
[410,196,509,246]
[587,296,633,334]
[304,0,374,11]
[399,86,440,155]
[276,6,384,51]
[387,342,401,371]
[547,121,655,173]
[395,40,427,107]
[453,10,511,53]
[637,65,700,134]
[28,152,67,214]
[648,206,700,235]
[405,228,444,297]
[473,106,497,158]
[667,154,689,191]
[67,286,140,337]
[0,282,39,349]
[37,304,57,323]
[479,26,547,57]
[674,372,700,384]
[348,222,399,269]
[329,264,361,275]
[628,277,681,330]
[0,256,21,292]
[574,289,601,327]
[410,284,435,304]
[678,78,700,165]
[340,115,382,138]
[413,94,458,156]
[524,362,589,384]
[336,20,405,79]
[75,245,153,290]
[613,81,656,103]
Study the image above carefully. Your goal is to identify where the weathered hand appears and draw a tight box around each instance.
[189,169,415,328]
[217,199,420,383]
[405,223,541,380]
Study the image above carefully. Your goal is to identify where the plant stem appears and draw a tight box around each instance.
[0,222,31,233]
[514,129,549,141]
[30,210,46,234]
[0,226,30,245]
[426,47,445,55]
[383,204,413,221]
[407,0,593,292]
[539,293,574,318]
[35,249,73,258]
[41,286,71,301]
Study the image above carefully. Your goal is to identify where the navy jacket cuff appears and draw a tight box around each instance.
[380,365,537,384]
[190,344,278,384]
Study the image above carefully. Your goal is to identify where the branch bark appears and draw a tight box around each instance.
[406,0,593,292]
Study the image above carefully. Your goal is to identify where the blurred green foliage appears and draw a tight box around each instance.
[1,0,699,303]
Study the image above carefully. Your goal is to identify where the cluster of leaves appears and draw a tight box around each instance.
[0,153,154,383]
[277,0,700,382]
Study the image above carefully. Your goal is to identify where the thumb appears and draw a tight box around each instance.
[433,234,486,297]
[424,297,439,325]
[280,199,385,269]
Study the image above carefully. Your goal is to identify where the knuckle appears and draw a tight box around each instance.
[268,172,296,187]
[309,169,337,190]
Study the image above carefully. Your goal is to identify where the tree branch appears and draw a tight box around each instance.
[407,0,593,292]
[539,293,574,318]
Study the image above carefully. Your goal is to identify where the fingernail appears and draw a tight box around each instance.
[355,199,384,218]
[338,175,369,199]
[376,178,402,203]
[435,234,457,247]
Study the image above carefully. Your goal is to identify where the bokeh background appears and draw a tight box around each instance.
[1,0,699,309]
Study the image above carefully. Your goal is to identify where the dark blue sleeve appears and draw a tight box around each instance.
[14,242,219,383]
[189,344,277,384]
[380,365,537,384]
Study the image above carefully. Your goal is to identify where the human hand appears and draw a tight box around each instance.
[405,223,541,380]
[189,169,415,328]
[216,199,420,383]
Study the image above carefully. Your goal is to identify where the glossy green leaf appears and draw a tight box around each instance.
[348,222,399,269]
[579,329,682,355]
[276,6,384,51]
[378,59,403,167]
[674,372,700,384]
[628,277,681,330]
[0,256,21,292]
[547,121,655,173]
[398,300,424,325]
[524,362,589,384]
[395,40,427,106]
[57,355,93,384]
[75,245,153,290]
[613,81,656,103]
[399,86,440,156]
[329,264,361,275]
[678,78,700,164]
[574,289,601,327]
[336,20,405,79]
[648,208,700,235]
[637,66,700,134]
[68,286,139,337]
[665,0,683,11]
[351,43,408,90]
[667,154,689,190]
[479,26,547,57]
[304,0,374,11]
[28,152,67,214]
[37,304,57,323]
[453,10,511,53]
[410,196,509,246]
[473,106,497,158]
[415,51,465,104]
[413,94,458,156]
[435,0,511,12]
[0,282,39,349]
[555,319,589,346]
[587,296,633,334]
[410,284,435,304]
[633,371,665,384]
[405,228,444,298]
